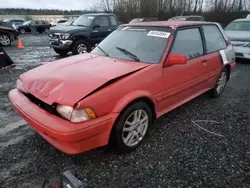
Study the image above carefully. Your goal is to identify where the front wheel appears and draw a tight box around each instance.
[44,28,49,34]
[210,68,228,98]
[0,34,11,46]
[111,102,153,153]
[71,40,90,55]
[53,48,69,56]
[19,28,25,34]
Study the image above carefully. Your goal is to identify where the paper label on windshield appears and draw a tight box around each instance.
[88,16,94,20]
[147,31,170,38]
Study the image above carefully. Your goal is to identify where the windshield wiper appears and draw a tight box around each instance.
[116,47,140,62]
[97,45,109,57]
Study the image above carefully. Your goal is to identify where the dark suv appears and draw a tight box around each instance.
[49,13,119,55]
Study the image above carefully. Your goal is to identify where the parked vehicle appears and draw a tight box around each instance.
[62,19,76,26]
[49,13,119,55]
[4,18,25,25]
[9,21,236,154]
[224,17,250,59]
[129,17,158,24]
[0,22,19,46]
[50,19,68,27]
[168,15,205,21]
[15,20,51,34]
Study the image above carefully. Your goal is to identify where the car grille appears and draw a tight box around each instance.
[22,92,58,115]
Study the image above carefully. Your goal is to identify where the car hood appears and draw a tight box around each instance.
[19,54,150,106]
[49,25,89,33]
[225,30,250,42]
[0,26,15,32]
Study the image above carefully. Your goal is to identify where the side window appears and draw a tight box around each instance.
[110,16,118,26]
[58,20,66,23]
[94,16,109,27]
[203,25,227,53]
[171,28,204,60]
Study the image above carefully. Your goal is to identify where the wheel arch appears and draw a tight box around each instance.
[108,92,157,143]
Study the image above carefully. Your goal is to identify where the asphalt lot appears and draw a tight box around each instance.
[0,34,249,188]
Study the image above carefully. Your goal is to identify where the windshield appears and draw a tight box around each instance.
[23,21,33,25]
[63,20,74,25]
[225,21,250,31]
[92,26,172,64]
[129,19,144,24]
[72,15,95,26]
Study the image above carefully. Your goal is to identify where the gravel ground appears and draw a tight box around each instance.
[0,34,249,188]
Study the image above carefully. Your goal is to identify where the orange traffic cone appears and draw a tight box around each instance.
[17,39,24,49]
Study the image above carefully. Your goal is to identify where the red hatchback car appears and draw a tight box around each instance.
[9,21,236,154]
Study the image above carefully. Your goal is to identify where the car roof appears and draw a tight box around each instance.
[122,20,217,28]
[83,13,116,16]
[233,18,250,22]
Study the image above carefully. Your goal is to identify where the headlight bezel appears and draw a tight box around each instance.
[60,33,70,40]
[56,104,97,123]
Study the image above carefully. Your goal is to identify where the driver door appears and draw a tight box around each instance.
[159,27,208,112]
[90,16,111,44]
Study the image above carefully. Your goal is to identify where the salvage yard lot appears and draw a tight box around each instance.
[0,34,249,188]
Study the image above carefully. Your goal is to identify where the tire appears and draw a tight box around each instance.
[210,67,228,98]
[19,28,25,34]
[38,30,43,34]
[44,28,49,34]
[53,48,69,56]
[110,102,153,153]
[71,40,91,55]
[0,34,11,46]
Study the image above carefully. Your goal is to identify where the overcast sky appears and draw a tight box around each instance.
[1,0,95,10]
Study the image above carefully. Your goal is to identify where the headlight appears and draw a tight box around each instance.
[56,104,97,123]
[60,33,70,40]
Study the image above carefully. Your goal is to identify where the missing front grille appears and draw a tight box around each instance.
[22,92,58,115]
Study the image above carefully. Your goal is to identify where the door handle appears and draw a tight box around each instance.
[201,59,207,63]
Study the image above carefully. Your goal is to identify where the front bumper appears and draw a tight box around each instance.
[231,42,250,59]
[8,89,119,154]
[49,38,73,50]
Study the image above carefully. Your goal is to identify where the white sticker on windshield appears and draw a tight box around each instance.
[88,16,95,20]
[147,30,170,38]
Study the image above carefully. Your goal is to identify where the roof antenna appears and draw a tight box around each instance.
[180,10,184,19]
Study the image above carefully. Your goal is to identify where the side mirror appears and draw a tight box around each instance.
[93,24,100,30]
[165,54,187,66]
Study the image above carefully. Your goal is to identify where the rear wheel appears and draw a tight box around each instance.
[210,67,228,98]
[53,48,69,56]
[71,40,90,55]
[0,34,11,46]
[110,102,153,153]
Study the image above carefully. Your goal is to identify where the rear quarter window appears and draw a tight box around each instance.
[202,25,227,53]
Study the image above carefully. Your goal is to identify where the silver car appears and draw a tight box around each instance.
[225,18,250,59]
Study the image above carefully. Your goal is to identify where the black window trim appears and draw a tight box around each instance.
[164,25,205,66]
[201,24,227,55]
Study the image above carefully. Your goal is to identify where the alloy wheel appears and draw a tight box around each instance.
[77,44,87,54]
[122,109,149,147]
[216,72,227,94]
[0,35,11,46]
[20,29,25,34]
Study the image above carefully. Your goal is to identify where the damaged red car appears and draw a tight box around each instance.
[9,21,236,154]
